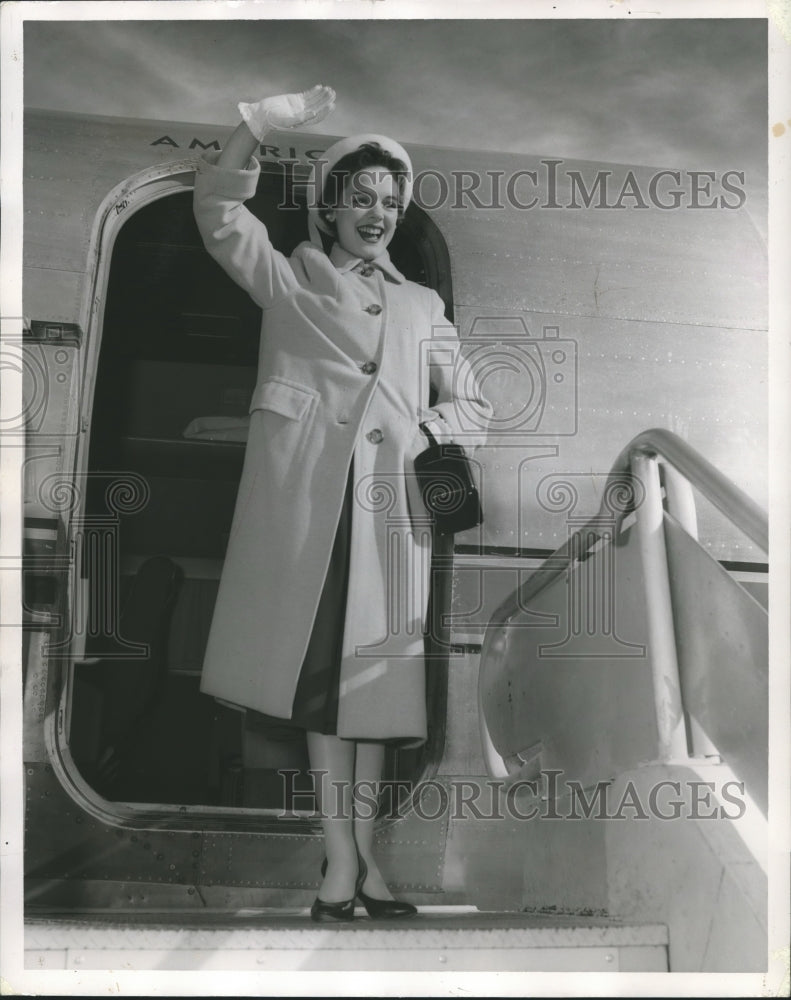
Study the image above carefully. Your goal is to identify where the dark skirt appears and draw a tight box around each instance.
[243,459,354,739]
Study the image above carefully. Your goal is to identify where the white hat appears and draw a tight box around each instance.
[306,133,413,246]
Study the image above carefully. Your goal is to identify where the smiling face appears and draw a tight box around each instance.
[325,169,400,261]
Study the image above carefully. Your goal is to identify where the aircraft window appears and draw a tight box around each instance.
[70,165,451,818]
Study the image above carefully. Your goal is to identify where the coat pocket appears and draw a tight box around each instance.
[249,377,317,421]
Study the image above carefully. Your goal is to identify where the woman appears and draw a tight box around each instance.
[192,85,491,920]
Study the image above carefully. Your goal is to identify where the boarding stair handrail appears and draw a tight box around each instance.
[478,427,768,777]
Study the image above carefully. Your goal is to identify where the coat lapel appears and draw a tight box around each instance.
[290,241,393,364]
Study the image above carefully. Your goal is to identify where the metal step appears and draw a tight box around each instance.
[25,907,668,971]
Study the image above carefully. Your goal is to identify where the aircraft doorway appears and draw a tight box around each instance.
[68,163,453,820]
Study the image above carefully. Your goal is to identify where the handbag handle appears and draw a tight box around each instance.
[418,421,440,448]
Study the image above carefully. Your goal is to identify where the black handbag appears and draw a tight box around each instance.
[413,422,483,535]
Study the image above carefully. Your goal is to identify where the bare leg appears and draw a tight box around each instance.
[306,731,359,902]
[353,740,394,900]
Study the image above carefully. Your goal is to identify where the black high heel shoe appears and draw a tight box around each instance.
[322,857,417,919]
[357,886,417,919]
[311,856,368,923]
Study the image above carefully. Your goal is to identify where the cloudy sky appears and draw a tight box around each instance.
[19,10,769,229]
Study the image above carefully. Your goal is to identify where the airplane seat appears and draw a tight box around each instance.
[239,712,311,809]
[71,555,182,794]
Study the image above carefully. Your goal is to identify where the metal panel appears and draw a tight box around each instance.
[664,514,768,812]
[25,766,201,887]
[618,945,670,972]
[454,306,767,562]
[196,831,324,892]
[25,878,206,912]
[437,652,489,776]
[25,764,448,898]
[25,911,669,971]
[441,783,527,911]
[194,796,448,893]
[25,944,668,972]
[24,111,203,278]
[480,527,659,789]
[373,788,450,893]
[451,557,545,644]
[436,157,766,330]
[605,763,767,973]
[21,266,85,330]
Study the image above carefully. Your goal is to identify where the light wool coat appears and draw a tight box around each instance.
[193,151,491,743]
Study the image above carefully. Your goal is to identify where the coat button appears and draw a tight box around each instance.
[366,428,384,444]
[360,361,378,375]
[364,304,382,315]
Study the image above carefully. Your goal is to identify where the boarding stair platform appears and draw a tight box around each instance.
[25,908,668,971]
[20,430,769,976]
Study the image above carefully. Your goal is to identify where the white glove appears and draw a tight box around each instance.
[238,84,336,140]
[420,411,456,445]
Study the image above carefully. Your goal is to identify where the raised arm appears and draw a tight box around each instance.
[193,85,335,308]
